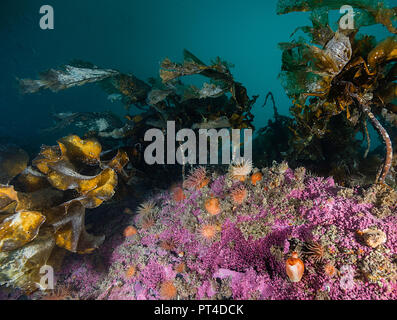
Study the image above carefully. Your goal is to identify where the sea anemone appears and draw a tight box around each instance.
[303,241,325,264]
[200,224,218,241]
[175,262,186,273]
[204,198,221,215]
[137,200,156,216]
[123,226,137,237]
[183,167,210,190]
[229,158,252,181]
[324,263,336,277]
[125,266,137,278]
[139,216,155,230]
[251,172,263,185]
[160,239,176,251]
[159,281,177,300]
[171,186,186,202]
[230,185,247,205]
[123,208,133,215]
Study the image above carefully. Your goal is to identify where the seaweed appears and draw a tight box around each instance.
[277,0,397,185]
[0,135,128,292]
[277,0,397,34]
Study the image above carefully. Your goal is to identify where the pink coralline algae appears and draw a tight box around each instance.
[47,162,397,300]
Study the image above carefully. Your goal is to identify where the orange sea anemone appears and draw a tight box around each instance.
[324,263,336,277]
[230,185,247,205]
[200,224,218,240]
[204,198,221,215]
[125,265,137,278]
[159,281,177,300]
[123,226,137,237]
[175,262,186,273]
[183,167,210,190]
[172,186,186,202]
[251,172,263,185]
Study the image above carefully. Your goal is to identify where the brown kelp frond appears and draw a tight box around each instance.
[183,167,209,190]
[19,65,119,94]
[0,135,128,293]
[160,49,258,114]
[277,0,397,34]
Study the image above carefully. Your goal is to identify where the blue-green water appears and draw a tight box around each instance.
[0,0,391,152]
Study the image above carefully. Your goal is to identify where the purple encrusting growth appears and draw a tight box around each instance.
[52,162,397,300]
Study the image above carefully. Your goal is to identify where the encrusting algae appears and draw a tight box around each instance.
[44,161,397,300]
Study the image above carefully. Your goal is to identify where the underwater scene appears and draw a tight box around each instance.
[0,0,396,302]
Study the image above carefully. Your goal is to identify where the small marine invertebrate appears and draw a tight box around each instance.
[229,158,252,181]
[230,185,247,205]
[324,263,336,277]
[136,202,160,231]
[175,262,186,273]
[339,265,354,277]
[358,228,387,248]
[200,224,218,241]
[183,167,209,190]
[159,281,177,300]
[204,198,221,215]
[140,216,156,230]
[303,241,325,264]
[125,265,136,278]
[123,208,133,215]
[137,200,156,216]
[160,239,176,251]
[286,252,304,283]
[251,172,263,186]
[171,186,186,202]
[361,250,396,282]
[123,226,137,237]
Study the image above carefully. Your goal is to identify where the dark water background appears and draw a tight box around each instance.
[0,0,390,155]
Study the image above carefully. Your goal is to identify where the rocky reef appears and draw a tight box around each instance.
[26,162,397,300]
